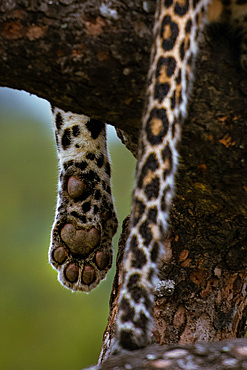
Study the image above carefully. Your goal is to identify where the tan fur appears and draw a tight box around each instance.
[207,0,223,22]
[150,117,164,136]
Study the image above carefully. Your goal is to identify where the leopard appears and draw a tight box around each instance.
[48,0,247,352]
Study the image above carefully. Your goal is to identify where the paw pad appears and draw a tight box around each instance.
[65,263,79,282]
[67,176,86,198]
[53,246,68,264]
[82,265,95,285]
[60,223,100,255]
[95,251,109,270]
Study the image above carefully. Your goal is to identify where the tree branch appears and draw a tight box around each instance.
[87,339,247,369]
[0,0,157,137]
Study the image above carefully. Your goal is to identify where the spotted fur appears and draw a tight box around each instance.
[48,0,247,351]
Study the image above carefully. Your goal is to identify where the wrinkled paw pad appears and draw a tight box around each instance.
[49,167,117,292]
[50,222,112,291]
[60,223,100,255]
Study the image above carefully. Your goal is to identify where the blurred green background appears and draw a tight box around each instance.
[0,88,136,370]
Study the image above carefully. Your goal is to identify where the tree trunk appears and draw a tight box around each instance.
[1,1,247,368]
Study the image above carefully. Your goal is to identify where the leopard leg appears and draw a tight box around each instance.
[116,0,210,350]
[49,108,118,292]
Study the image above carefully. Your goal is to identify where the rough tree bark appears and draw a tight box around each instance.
[93,339,247,369]
[0,0,157,139]
[1,1,247,368]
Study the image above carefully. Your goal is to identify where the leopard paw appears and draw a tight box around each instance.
[49,109,118,292]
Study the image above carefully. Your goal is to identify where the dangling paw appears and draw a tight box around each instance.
[49,108,118,292]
